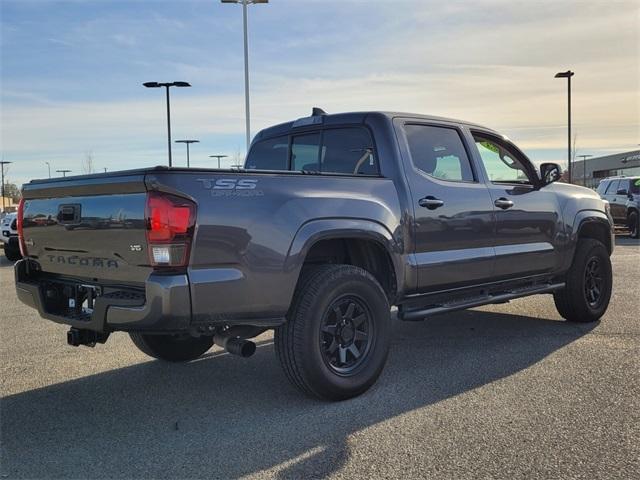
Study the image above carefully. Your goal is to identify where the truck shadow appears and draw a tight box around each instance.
[1,310,595,479]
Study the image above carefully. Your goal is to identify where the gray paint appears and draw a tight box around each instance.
[16,111,613,333]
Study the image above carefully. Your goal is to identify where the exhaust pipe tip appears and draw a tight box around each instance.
[214,334,256,358]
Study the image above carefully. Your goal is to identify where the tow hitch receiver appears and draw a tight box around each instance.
[67,328,110,347]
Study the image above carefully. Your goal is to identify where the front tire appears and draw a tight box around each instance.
[628,210,639,239]
[554,238,612,323]
[275,264,391,401]
[129,332,213,362]
[4,245,22,262]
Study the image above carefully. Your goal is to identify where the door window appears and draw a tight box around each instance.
[404,125,474,182]
[604,180,619,194]
[473,136,533,184]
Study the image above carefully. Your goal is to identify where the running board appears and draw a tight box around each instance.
[398,282,565,321]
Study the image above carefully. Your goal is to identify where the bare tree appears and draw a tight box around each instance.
[81,150,95,174]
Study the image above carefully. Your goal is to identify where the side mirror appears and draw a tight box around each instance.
[540,162,562,185]
[616,188,628,195]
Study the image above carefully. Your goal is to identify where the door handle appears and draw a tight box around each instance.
[419,196,444,210]
[494,198,514,209]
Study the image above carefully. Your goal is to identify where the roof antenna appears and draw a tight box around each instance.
[312,107,327,116]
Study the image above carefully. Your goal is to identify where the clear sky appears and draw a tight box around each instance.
[1,0,638,185]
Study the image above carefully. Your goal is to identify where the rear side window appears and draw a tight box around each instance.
[321,128,377,175]
[405,125,474,182]
[245,135,288,170]
[245,127,378,175]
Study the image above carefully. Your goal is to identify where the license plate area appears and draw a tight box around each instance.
[43,281,103,322]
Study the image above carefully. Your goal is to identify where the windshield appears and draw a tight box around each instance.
[631,178,640,194]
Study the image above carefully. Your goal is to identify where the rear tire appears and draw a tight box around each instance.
[628,210,639,239]
[129,332,213,362]
[275,264,391,401]
[553,238,612,323]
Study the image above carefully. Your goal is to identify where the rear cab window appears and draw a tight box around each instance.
[245,127,378,176]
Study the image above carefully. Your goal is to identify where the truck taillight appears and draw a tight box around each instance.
[145,192,196,268]
[17,198,27,256]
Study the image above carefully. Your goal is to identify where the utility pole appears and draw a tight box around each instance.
[555,70,575,183]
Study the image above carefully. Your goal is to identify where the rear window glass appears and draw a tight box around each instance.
[245,135,288,170]
[292,133,321,171]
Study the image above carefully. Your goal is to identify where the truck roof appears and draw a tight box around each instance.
[253,110,498,142]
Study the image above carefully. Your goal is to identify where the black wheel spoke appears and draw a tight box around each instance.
[354,330,368,341]
[352,313,366,328]
[322,325,337,335]
[344,302,355,320]
[339,346,347,365]
[347,344,361,359]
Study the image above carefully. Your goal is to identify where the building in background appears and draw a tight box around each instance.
[574,150,640,189]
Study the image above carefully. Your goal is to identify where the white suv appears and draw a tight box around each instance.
[1,212,22,261]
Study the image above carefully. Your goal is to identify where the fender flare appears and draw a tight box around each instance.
[284,218,404,295]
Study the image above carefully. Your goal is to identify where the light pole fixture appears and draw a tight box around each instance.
[45,161,51,178]
[143,81,192,167]
[555,70,575,183]
[577,154,592,187]
[175,139,200,168]
[56,169,72,177]
[0,161,12,213]
[221,0,269,153]
[209,154,228,169]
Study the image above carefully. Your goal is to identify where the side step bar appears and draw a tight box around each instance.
[398,282,565,321]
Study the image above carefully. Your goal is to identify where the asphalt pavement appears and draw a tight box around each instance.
[1,237,639,479]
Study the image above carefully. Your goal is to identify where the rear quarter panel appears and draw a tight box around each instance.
[146,171,404,323]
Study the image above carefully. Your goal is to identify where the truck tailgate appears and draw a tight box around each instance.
[21,173,152,284]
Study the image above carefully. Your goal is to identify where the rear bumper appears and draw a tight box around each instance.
[14,259,191,333]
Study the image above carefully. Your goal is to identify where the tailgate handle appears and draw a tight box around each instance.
[58,204,81,224]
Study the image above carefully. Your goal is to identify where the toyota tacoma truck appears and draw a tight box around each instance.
[14,109,614,400]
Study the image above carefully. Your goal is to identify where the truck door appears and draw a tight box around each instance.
[470,131,561,278]
[395,120,496,292]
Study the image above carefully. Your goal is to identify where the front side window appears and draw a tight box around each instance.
[405,125,474,182]
[604,180,619,194]
[245,135,288,170]
[473,136,532,184]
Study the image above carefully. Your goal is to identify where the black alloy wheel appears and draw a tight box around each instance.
[320,296,373,375]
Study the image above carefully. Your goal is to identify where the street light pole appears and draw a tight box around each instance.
[555,70,575,183]
[577,154,592,187]
[209,155,228,169]
[0,161,12,213]
[45,162,51,178]
[175,140,200,168]
[143,81,192,167]
[56,169,72,177]
[221,0,269,153]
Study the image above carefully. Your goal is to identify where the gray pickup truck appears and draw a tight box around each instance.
[15,109,614,400]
